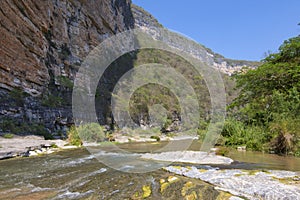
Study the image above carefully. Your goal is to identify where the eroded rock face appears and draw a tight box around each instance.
[0,0,134,95]
[0,1,258,135]
[0,0,134,134]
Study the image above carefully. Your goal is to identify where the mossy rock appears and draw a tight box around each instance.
[142,185,151,198]
[181,181,196,196]
[184,191,197,200]
[216,192,233,200]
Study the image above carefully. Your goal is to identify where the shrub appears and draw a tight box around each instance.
[67,123,106,145]
[41,94,63,107]
[77,123,106,142]
[221,118,270,151]
[9,88,26,106]
[269,117,300,155]
[150,135,160,141]
[30,124,53,140]
[67,125,82,146]
[57,76,73,89]
[3,133,14,139]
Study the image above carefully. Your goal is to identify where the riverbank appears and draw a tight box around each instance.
[1,136,300,199]
[0,135,77,160]
[0,132,198,160]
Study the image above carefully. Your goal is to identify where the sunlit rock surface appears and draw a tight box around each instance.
[165,166,300,200]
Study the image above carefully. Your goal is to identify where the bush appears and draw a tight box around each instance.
[77,123,105,142]
[67,123,106,145]
[41,94,63,107]
[150,135,160,141]
[57,76,73,89]
[221,118,270,151]
[3,133,14,139]
[9,88,26,106]
[67,125,82,146]
[31,124,53,140]
[269,117,300,155]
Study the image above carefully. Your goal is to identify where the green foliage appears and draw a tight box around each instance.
[215,147,229,156]
[67,123,106,145]
[41,94,63,107]
[113,49,213,132]
[269,117,300,155]
[150,135,161,141]
[228,33,300,155]
[67,125,82,146]
[50,143,58,148]
[232,36,300,114]
[0,119,53,139]
[31,124,53,139]
[9,88,26,106]
[3,133,14,139]
[221,118,269,151]
[57,76,74,89]
[77,123,106,142]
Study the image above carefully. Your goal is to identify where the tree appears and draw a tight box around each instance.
[225,32,300,155]
[231,35,300,125]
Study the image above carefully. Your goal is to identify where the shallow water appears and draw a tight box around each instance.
[227,150,300,171]
[1,140,300,199]
[115,140,300,171]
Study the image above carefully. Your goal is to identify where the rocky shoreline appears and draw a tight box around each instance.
[0,135,77,160]
[1,136,300,199]
[0,134,196,160]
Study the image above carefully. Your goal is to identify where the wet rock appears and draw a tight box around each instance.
[141,151,234,165]
[165,166,300,200]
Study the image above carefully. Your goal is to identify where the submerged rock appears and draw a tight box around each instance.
[141,151,234,165]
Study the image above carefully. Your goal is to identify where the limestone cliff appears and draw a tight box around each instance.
[0,0,134,95]
[0,1,259,137]
[0,0,134,137]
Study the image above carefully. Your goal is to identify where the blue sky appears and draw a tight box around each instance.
[132,0,300,61]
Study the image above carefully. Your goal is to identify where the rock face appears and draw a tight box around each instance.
[0,0,134,135]
[0,1,259,136]
[0,0,134,95]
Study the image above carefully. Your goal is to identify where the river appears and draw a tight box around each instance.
[0,141,300,199]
